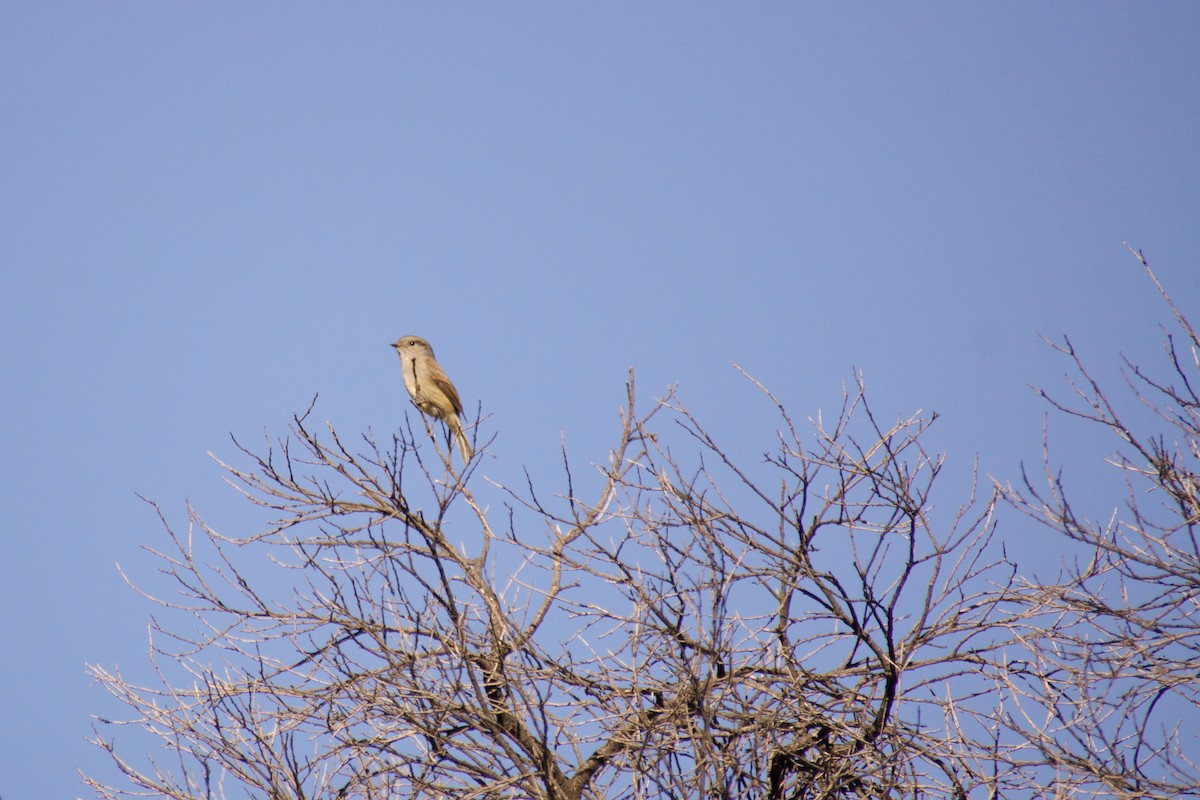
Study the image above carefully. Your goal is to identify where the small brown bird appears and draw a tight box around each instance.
[391,335,473,462]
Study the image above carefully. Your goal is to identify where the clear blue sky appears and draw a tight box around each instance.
[2,5,1198,797]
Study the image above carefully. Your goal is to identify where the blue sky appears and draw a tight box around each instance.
[2,5,1198,797]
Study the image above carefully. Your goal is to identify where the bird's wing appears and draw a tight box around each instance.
[429,367,464,416]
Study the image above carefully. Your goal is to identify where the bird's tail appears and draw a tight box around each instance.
[452,420,473,462]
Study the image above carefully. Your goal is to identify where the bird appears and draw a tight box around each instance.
[390,335,473,462]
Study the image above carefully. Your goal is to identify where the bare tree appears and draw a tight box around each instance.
[995,246,1200,798]
[86,367,1021,799]
[85,251,1200,799]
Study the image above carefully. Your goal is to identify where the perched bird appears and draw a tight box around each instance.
[390,335,473,462]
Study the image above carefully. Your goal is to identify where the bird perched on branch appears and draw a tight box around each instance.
[390,335,473,462]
